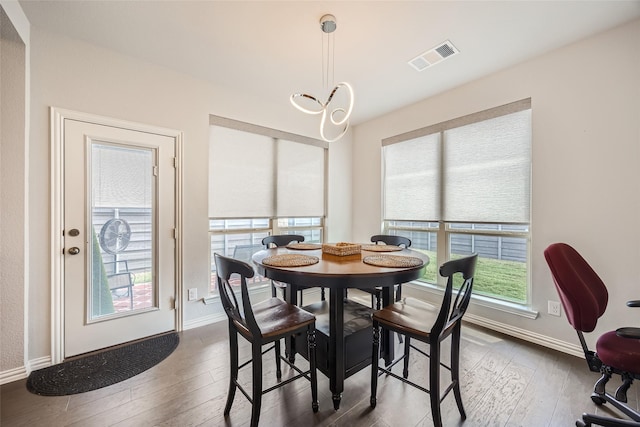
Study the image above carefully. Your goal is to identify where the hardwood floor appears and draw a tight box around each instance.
[2,296,636,426]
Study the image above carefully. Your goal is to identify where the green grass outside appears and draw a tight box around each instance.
[413,249,527,303]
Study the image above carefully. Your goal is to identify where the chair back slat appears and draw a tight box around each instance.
[370,234,411,248]
[262,234,305,248]
[431,254,477,338]
[214,253,261,337]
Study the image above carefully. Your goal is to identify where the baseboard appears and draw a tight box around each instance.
[463,313,584,358]
[0,365,28,385]
[0,356,52,385]
[183,313,226,330]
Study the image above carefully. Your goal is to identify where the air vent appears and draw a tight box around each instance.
[408,40,459,72]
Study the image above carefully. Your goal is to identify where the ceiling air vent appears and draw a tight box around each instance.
[408,40,459,72]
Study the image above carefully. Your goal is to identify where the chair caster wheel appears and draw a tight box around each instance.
[312,402,319,413]
[590,394,606,405]
[576,421,587,427]
[370,397,376,408]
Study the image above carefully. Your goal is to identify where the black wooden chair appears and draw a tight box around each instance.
[545,243,640,427]
[262,234,325,305]
[361,234,412,309]
[370,253,477,427]
[214,253,319,427]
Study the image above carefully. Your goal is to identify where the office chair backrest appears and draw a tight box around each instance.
[262,234,305,248]
[214,253,260,338]
[544,243,608,333]
[432,253,477,338]
[370,234,411,248]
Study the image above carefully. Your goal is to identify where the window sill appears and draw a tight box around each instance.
[405,281,539,319]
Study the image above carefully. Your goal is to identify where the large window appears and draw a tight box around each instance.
[383,99,531,305]
[208,116,327,294]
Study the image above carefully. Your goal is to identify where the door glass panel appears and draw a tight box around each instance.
[89,142,156,320]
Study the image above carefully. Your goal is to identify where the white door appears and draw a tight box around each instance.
[63,118,177,357]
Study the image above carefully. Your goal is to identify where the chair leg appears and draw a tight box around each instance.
[395,284,402,302]
[429,341,443,427]
[594,368,611,395]
[615,374,633,402]
[451,328,467,419]
[274,338,282,379]
[321,287,325,301]
[250,343,263,427]
[403,336,411,379]
[370,321,381,408]
[224,326,239,416]
[299,289,303,306]
[271,282,277,298]
[307,326,319,412]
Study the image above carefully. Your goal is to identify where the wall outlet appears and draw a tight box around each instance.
[188,288,198,301]
[548,300,561,317]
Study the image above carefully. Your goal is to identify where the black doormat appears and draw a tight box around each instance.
[26,332,179,396]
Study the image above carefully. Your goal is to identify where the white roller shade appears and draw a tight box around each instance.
[209,126,275,218]
[383,133,440,221]
[277,140,325,217]
[444,109,531,223]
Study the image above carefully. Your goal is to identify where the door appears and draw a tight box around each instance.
[63,118,177,357]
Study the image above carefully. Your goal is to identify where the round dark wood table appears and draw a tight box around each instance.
[253,245,428,410]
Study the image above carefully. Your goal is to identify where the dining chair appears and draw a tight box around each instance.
[262,234,325,305]
[214,253,319,427]
[361,234,412,309]
[544,243,640,427]
[370,253,477,427]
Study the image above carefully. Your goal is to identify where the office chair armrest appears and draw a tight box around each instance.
[616,327,640,339]
[626,300,640,307]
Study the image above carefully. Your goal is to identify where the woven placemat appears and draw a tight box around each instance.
[363,255,424,268]
[262,253,319,267]
[286,243,322,250]
[361,244,403,252]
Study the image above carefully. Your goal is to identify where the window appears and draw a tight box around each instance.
[208,116,327,294]
[382,99,531,305]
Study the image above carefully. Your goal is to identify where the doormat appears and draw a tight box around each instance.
[26,332,179,396]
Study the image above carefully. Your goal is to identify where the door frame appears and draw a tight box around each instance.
[50,107,183,364]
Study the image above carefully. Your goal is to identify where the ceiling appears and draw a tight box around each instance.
[18,0,640,125]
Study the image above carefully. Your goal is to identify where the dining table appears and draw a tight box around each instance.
[252,243,428,410]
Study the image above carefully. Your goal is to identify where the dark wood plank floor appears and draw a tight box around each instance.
[2,295,636,426]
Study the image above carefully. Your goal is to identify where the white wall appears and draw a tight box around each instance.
[18,27,352,367]
[352,19,640,350]
[0,0,29,382]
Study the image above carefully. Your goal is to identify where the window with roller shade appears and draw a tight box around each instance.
[208,116,326,293]
[383,99,531,304]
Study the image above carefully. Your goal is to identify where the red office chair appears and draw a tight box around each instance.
[544,243,640,427]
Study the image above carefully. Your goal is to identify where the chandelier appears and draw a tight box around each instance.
[290,14,354,142]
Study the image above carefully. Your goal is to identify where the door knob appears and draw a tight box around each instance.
[67,247,80,255]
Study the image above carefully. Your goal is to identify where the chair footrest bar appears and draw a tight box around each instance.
[234,380,253,404]
[377,366,430,394]
[380,354,407,375]
[280,355,313,381]
[263,371,310,395]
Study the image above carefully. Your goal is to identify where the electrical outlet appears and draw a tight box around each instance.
[548,300,561,317]
[188,288,198,301]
